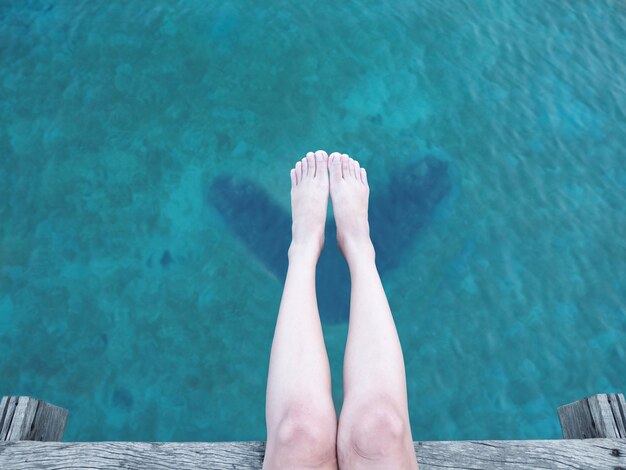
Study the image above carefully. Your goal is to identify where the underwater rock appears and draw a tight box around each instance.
[112,387,133,409]
[160,250,173,268]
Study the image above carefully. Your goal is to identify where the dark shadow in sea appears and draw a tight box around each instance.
[207,156,452,324]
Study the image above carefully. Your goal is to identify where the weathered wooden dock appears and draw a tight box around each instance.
[1,393,625,469]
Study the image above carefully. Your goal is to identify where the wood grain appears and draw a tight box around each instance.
[0,396,68,441]
[558,393,626,439]
[0,439,624,469]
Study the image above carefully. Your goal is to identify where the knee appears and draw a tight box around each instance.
[272,404,337,465]
[344,400,409,459]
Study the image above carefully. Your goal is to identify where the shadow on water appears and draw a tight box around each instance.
[207,156,453,324]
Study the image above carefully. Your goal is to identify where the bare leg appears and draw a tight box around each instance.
[263,151,338,470]
[330,153,418,469]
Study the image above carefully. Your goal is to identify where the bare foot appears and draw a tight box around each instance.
[289,150,329,262]
[328,152,374,264]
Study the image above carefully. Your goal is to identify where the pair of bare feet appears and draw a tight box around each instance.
[289,150,374,266]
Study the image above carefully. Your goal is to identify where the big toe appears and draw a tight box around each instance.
[329,152,343,183]
[314,150,329,182]
[305,152,316,179]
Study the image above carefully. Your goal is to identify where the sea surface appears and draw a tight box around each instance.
[1,0,624,441]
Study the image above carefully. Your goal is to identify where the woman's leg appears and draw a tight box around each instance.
[263,151,338,470]
[330,153,418,469]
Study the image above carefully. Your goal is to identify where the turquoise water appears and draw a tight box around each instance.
[1,0,625,442]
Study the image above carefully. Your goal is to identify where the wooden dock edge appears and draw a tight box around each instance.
[1,393,624,469]
[0,439,624,469]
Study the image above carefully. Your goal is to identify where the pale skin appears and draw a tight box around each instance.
[263,150,418,470]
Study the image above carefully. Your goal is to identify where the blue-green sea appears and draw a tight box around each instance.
[1,0,625,442]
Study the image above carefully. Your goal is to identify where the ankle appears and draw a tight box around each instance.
[340,238,376,267]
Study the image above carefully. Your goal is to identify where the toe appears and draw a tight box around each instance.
[353,159,361,181]
[315,150,328,181]
[295,161,302,184]
[306,152,316,178]
[302,157,309,177]
[290,168,297,187]
[360,167,368,186]
[341,154,350,179]
[329,152,342,182]
[349,158,357,179]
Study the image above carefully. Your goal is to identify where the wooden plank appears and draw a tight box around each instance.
[415,439,626,469]
[608,394,626,438]
[0,396,68,441]
[558,393,626,439]
[0,439,624,469]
